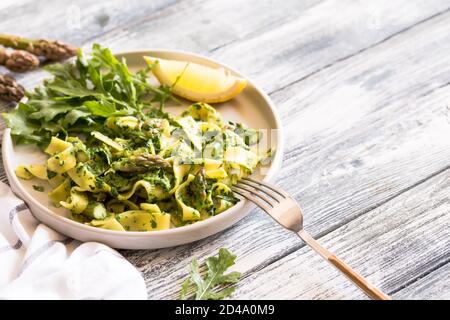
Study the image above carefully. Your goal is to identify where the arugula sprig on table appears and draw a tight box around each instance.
[180,248,241,300]
[2,44,174,149]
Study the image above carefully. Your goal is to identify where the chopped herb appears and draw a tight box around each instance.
[95,178,104,189]
[110,187,119,197]
[46,170,57,180]
[32,185,45,192]
[1,44,176,149]
[5,44,264,233]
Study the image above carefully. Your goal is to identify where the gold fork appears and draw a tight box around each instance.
[232,177,391,300]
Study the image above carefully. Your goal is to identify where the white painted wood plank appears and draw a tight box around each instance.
[0,0,180,126]
[230,169,450,299]
[271,10,450,236]
[394,263,450,300]
[2,0,446,105]
[209,0,450,93]
[0,0,323,128]
[123,9,450,298]
[86,0,450,94]
[95,0,322,53]
[3,0,447,127]
[122,210,297,299]
[0,0,179,45]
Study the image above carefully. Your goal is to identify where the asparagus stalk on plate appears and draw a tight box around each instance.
[0,34,77,61]
[0,48,39,72]
[0,74,25,102]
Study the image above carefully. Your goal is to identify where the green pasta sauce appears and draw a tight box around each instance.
[16,103,263,231]
[5,44,265,232]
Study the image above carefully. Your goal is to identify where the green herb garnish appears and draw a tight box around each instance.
[32,185,44,192]
[180,248,241,300]
[46,170,57,180]
[4,44,261,233]
[1,44,175,149]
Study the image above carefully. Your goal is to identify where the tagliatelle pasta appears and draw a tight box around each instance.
[16,102,266,231]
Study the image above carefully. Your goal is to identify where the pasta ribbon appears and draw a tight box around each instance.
[177,116,203,151]
[15,164,48,180]
[211,182,236,214]
[47,147,77,174]
[181,102,223,125]
[15,165,34,180]
[15,102,263,232]
[106,199,139,213]
[60,187,89,214]
[116,210,171,231]
[48,178,71,207]
[225,146,259,171]
[45,137,72,155]
[117,180,167,201]
[171,157,193,192]
[88,215,125,231]
[175,174,201,221]
[140,203,162,213]
[67,163,97,190]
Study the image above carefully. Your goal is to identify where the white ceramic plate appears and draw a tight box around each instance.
[2,50,283,249]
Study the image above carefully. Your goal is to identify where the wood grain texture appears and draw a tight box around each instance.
[0,0,180,127]
[230,169,450,299]
[272,9,450,236]
[2,0,448,118]
[122,2,450,299]
[1,0,449,299]
[210,0,450,93]
[0,0,322,129]
[86,0,450,93]
[93,0,323,52]
[394,262,450,300]
[0,0,179,46]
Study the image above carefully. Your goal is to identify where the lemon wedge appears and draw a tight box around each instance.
[144,56,247,103]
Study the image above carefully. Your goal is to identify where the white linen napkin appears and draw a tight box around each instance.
[0,181,147,299]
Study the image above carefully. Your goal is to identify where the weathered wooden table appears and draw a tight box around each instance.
[1,0,449,300]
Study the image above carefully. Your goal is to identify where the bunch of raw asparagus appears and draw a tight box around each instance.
[0,34,77,102]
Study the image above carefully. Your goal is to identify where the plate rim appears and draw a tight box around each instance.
[2,48,284,238]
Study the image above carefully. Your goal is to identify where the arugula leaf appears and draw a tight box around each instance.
[47,79,103,98]
[28,105,74,122]
[62,108,94,126]
[2,104,39,137]
[84,100,116,117]
[44,60,79,81]
[180,248,241,300]
[2,44,177,149]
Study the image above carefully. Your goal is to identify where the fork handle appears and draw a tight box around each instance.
[298,230,391,300]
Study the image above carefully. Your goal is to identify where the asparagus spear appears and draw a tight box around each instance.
[83,202,107,220]
[0,34,77,61]
[0,74,25,102]
[0,48,39,72]
[111,153,171,173]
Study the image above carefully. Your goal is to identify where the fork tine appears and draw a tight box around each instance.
[238,179,284,203]
[242,177,290,198]
[232,183,277,207]
[231,187,272,214]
